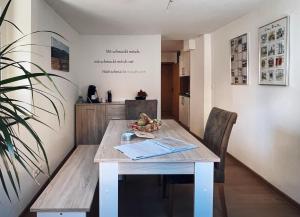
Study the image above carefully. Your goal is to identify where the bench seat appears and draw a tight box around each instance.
[31,145,99,216]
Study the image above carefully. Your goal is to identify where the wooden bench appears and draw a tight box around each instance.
[31,145,99,217]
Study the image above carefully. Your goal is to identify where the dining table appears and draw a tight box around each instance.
[94,119,220,217]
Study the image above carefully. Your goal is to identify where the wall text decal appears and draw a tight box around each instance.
[94,48,146,74]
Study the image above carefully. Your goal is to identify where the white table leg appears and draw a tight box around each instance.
[194,162,214,217]
[99,162,118,217]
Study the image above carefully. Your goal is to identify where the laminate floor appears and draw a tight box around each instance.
[21,155,300,217]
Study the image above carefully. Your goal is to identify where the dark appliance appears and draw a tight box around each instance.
[87,85,99,103]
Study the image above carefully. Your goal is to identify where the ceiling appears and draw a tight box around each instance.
[44,0,267,39]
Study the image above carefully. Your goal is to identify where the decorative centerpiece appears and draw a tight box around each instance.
[135,89,148,100]
[130,113,161,132]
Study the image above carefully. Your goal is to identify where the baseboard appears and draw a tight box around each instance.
[19,145,77,217]
[227,153,300,209]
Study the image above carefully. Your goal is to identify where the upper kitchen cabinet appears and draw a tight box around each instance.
[179,39,195,77]
[183,39,196,51]
[179,51,190,77]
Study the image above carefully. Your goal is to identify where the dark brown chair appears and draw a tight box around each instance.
[125,100,158,120]
[163,107,238,217]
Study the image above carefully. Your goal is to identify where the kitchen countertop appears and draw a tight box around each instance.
[179,93,190,98]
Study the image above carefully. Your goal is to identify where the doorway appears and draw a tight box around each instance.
[161,63,179,120]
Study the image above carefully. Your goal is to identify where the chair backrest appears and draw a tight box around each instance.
[203,107,237,183]
[125,100,158,120]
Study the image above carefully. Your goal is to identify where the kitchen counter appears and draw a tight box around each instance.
[179,93,190,98]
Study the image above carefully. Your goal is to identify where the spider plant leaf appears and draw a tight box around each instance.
[10,134,42,162]
[1,93,36,119]
[0,105,50,174]
[1,43,48,57]
[0,97,57,117]
[0,85,64,125]
[14,147,43,171]
[3,19,23,34]
[0,168,11,202]
[0,30,65,56]
[0,119,15,156]
[0,70,67,108]
[0,146,19,199]
[13,153,40,184]
[33,89,62,125]
[16,150,45,176]
[2,149,21,190]
[2,56,72,100]
[4,50,43,58]
[1,58,46,104]
[5,60,35,103]
[3,100,55,117]
[0,71,65,86]
[0,0,11,27]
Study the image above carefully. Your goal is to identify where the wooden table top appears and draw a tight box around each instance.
[94,120,220,163]
[31,145,99,212]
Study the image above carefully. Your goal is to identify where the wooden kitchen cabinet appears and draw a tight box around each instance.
[179,51,190,77]
[75,104,105,145]
[75,102,125,145]
[179,95,190,128]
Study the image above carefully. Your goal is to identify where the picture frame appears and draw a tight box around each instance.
[230,33,249,85]
[51,36,70,72]
[258,16,289,86]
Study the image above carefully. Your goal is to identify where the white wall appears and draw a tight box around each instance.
[211,0,300,203]
[190,35,212,137]
[0,0,80,216]
[190,36,205,136]
[77,35,161,117]
[203,34,212,129]
[31,0,80,178]
[1,0,32,105]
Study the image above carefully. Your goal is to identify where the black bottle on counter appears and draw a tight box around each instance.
[107,90,112,103]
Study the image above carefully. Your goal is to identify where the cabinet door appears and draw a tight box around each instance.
[179,54,184,77]
[179,96,190,128]
[182,51,190,76]
[179,96,184,123]
[185,97,190,127]
[105,104,125,130]
[76,105,105,145]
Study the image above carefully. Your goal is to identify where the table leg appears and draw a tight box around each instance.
[194,162,214,217]
[99,162,118,217]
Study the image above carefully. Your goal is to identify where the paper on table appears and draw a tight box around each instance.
[115,137,197,160]
[152,137,197,152]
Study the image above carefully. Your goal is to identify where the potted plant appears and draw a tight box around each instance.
[0,0,68,200]
[135,89,148,100]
